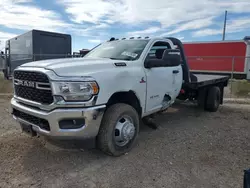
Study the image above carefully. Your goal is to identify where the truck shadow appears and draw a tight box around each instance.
[140,101,206,132]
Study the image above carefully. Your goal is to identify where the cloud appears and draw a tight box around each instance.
[58,0,117,24]
[126,27,161,37]
[226,17,250,33]
[88,39,101,43]
[125,17,215,38]
[58,0,250,26]
[192,29,222,37]
[1,0,250,46]
[0,31,17,50]
[95,23,110,29]
[69,23,110,37]
[0,31,17,40]
[0,0,70,32]
[192,17,250,37]
[160,17,215,36]
[57,0,250,39]
[0,0,112,39]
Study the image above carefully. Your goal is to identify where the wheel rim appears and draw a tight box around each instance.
[114,115,135,147]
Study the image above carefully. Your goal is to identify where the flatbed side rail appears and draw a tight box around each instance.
[185,76,229,90]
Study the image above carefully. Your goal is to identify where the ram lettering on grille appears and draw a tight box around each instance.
[15,80,35,88]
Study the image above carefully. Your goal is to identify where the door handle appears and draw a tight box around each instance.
[173,70,179,74]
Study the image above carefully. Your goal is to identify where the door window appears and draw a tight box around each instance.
[147,41,171,59]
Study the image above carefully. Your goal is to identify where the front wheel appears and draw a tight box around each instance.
[97,103,139,156]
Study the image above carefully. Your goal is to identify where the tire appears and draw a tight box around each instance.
[97,103,139,156]
[205,86,221,112]
[197,88,207,109]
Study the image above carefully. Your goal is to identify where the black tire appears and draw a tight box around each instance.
[97,103,139,156]
[197,88,207,109]
[205,86,221,112]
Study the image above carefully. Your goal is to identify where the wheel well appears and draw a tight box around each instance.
[106,91,142,116]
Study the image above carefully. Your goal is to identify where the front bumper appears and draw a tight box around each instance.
[11,98,106,139]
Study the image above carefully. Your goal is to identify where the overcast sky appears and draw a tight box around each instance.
[1,0,250,52]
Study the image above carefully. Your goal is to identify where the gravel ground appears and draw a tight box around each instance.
[0,98,250,188]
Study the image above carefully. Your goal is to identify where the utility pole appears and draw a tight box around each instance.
[222,10,227,40]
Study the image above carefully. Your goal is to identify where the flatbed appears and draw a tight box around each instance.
[187,74,229,89]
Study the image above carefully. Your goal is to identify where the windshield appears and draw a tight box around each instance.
[85,40,149,61]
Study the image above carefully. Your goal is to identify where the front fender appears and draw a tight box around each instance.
[93,68,146,113]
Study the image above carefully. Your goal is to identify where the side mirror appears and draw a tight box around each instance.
[162,49,181,66]
[144,59,169,69]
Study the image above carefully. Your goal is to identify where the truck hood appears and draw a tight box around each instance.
[21,57,125,77]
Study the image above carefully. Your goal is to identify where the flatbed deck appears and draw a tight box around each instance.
[194,74,227,82]
[186,74,229,89]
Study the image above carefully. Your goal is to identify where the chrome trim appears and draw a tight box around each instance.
[14,79,35,87]
[13,115,50,135]
[11,98,106,139]
[14,79,51,90]
[36,82,51,90]
[14,95,98,111]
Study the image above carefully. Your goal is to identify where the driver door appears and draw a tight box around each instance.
[144,41,177,113]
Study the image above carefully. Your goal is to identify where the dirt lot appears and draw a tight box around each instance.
[0,98,249,188]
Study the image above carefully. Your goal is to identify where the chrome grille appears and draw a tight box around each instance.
[14,70,53,104]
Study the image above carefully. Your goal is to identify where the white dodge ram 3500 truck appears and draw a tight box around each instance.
[11,37,229,156]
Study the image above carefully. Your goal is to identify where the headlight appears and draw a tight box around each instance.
[51,81,99,101]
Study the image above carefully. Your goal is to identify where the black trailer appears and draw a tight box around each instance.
[4,29,71,79]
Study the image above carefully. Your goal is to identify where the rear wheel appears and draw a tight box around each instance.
[205,86,221,112]
[197,88,207,109]
[97,103,139,156]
